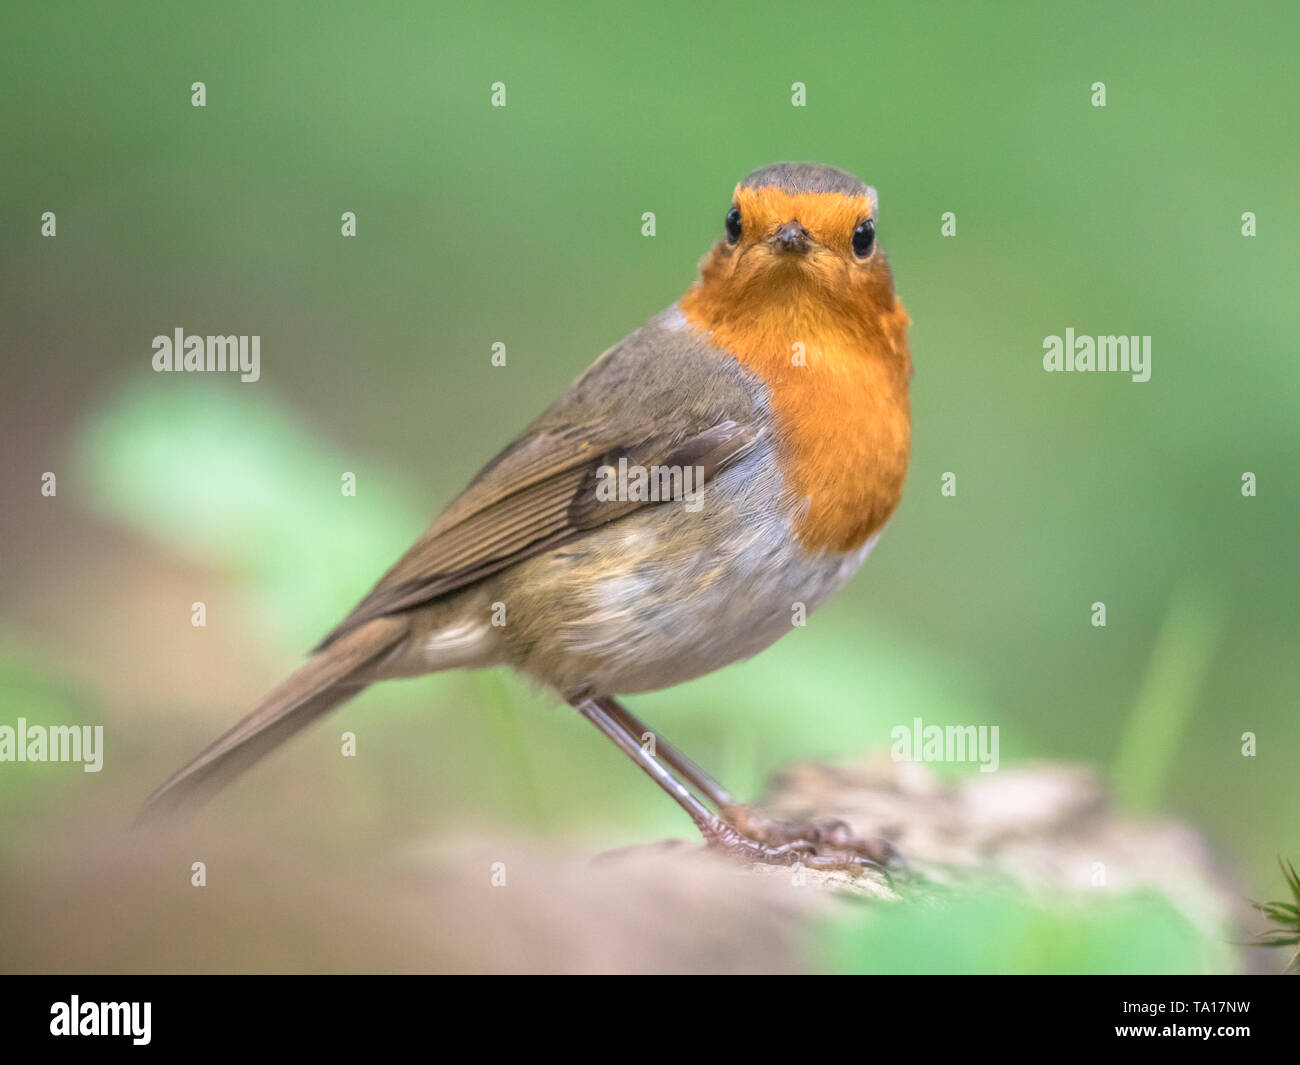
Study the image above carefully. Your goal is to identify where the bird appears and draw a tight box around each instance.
[142,162,912,870]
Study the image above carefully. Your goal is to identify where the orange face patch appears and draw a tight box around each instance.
[680,185,912,554]
[732,185,872,257]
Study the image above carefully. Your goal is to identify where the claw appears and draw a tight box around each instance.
[702,807,898,878]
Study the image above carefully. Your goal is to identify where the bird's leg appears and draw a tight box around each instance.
[581,696,892,872]
[571,696,814,865]
[571,696,715,831]
[595,696,736,809]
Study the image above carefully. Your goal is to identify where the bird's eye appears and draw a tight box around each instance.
[852,219,875,258]
[724,206,742,243]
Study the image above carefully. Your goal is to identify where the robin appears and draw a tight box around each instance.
[144,162,912,870]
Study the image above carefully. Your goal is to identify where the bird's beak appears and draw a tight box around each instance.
[769,220,811,254]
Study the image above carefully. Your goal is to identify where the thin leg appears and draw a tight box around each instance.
[596,695,736,810]
[571,695,888,873]
[569,696,715,830]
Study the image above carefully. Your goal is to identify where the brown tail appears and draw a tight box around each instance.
[139,617,408,821]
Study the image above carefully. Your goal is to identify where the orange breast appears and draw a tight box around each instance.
[680,281,912,554]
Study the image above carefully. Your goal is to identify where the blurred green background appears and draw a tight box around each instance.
[2,1,1297,973]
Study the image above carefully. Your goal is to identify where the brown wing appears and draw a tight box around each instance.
[314,418,758,650]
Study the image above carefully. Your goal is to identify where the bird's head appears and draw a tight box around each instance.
[690,163,897,322]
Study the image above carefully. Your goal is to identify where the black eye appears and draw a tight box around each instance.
[852,219,875,258]
[724,206,742,243]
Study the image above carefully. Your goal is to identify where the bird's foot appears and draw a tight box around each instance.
[701,805,894,877]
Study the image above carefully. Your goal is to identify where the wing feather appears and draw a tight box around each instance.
[314,419,758,649]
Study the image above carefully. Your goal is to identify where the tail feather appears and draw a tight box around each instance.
[139,617,408,821]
